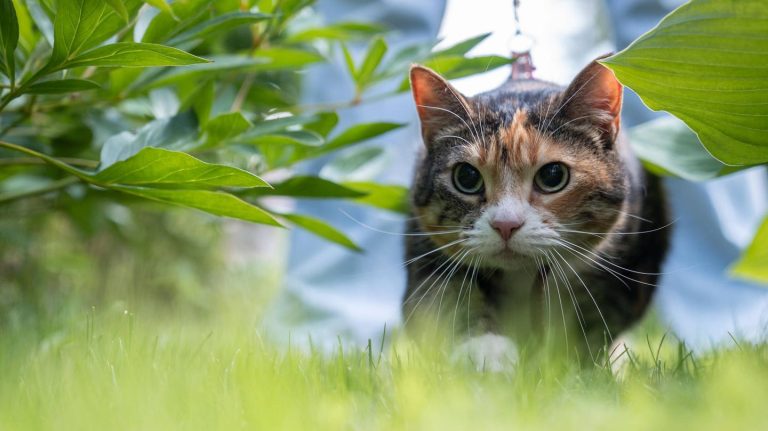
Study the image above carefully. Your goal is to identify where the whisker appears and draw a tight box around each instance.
[553,248,613,344]
[556,218,676,237]
[403,238,468,267]
[548,249,593,360]
[558,238,669,277]
[341,209,464,237]
[452,254,477,339]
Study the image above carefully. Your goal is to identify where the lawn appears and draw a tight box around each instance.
[3,296,768,431]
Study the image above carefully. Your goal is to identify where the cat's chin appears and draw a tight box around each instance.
[480,248,534,269]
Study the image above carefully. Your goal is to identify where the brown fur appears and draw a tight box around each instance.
[403,59,669,361]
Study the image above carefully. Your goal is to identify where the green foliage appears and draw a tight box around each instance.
[0,0,508,252]
[605,0,768,285]
[605,0,768,166]
[731,217,768,284]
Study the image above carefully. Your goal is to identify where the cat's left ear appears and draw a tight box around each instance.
[410,65,473,146]
[560,55,623,143]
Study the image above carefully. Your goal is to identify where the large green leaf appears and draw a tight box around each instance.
[602,0,768,166]
[94,147,268,189]
[279,213,361,251]
[0,0,19,80]
[112,186,282,226]
[628,116,740,181]
[61,43,209,70]
[731,217,768,284]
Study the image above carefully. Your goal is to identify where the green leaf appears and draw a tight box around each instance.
[167,12,270,45]
[251,47,324,71]
[628,116,739,181]
[279,213,361,251]
[144,0,175,17]
[105,0,129,22]
[100,112,198,168]
[130,51,319,92]
[321,122,403,154]
[94,147,268,189]
[62,43,209,70]
[341,43,356,78]
[286,22,383,43]
[47,0,140,69]
[112,185,282,226]
[205,112,253,145]
[397,55,512,91]
[356,37,387,86]
[433,33,491,56]
[245,176,365,198]
[320,147,387,182]
[243,130,324,148]
[601,0,768,165]
[0,0,19,80]
[25,0,53,47]
[730,217,768,284]
[303,112,339,137]
[23,78,100,94]
[191,81,215,126]
[344,182,409,214]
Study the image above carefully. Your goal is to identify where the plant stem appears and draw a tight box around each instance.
[0,157,99,168]
[0,140,93,180]
[0,176,79,205]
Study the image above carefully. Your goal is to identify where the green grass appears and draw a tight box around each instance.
[3,302,768,431]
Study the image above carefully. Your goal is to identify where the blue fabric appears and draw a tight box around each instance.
[264,0,768,351]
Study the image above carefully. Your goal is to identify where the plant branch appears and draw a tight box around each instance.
[0,157,99,168]
[0,140,94,180]
[0,176,79,205]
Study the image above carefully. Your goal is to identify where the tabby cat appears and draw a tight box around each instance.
[403,57,669,370]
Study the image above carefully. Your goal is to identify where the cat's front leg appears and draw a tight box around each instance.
[452,333,518,372]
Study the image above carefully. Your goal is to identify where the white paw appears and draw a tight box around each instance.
[452,333,518,373]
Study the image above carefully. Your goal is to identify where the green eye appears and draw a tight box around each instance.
[452,163,484,194]
[534,162,569,193]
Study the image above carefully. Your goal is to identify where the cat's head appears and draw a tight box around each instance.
[409,58,629,268]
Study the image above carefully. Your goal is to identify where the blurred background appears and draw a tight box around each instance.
[2,0,766,352]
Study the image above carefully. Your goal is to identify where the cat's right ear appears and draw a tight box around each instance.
[410,65,472,146]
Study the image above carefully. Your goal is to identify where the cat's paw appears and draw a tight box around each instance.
[452,333,518,373]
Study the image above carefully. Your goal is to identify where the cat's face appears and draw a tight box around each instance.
[410,59,628,268]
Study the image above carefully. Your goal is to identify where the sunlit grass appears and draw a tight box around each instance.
[2,302,768,431]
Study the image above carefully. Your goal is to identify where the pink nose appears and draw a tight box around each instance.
[490,219,523,241]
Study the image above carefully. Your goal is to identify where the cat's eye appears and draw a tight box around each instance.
[534,162,570,193]
[452,163,484,194]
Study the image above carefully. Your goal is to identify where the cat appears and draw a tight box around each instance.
[402,57,669,371]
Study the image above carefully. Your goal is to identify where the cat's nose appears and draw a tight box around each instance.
[490,219,524,242]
